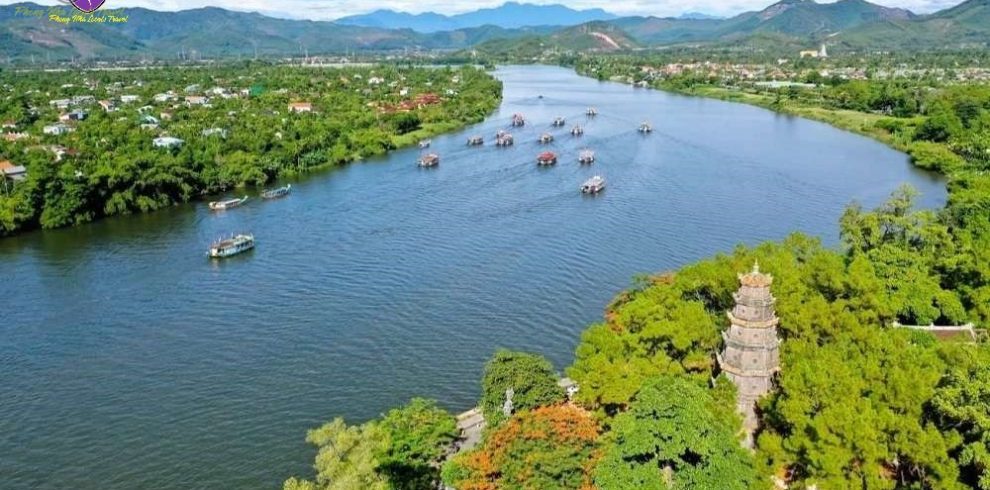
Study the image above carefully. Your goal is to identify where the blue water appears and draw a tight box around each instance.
[0,65,945,489]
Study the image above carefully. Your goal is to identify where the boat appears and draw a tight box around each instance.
[638,122,653,133]
[586,107,598,116]
[419,139,431,149]
[581,175,606,194]
[571,125,584,136]
[418,153,440,167]
[467,135,484,146]
[537,151,558,166]
[552,116,565,127]
[495,133,514,146]
[261,184,291,199]
[578,150,595,164]
[539,133,554,144]
[209,196,248,210]
[208,234,255,258]
[511,113,526,127]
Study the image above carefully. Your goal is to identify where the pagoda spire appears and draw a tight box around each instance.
[717,261,781,447]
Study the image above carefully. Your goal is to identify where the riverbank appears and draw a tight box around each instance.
[0,65,503,236]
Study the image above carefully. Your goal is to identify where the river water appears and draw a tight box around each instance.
[0,65,945,489]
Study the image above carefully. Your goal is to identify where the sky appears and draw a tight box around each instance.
[0,0,965,20]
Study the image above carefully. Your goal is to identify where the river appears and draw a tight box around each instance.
[0,65,945,489]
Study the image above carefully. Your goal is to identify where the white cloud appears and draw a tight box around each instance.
[0,0,964,21]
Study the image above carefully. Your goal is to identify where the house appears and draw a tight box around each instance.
[288,102,312,113]
[399,88,409,97]
[1,121,15,129]
[153,92,174,103]
[2,132,29,142]
[43,123,72,135]
[67,110,88,121]
[153,136,184,149]
[71,95,95,105]
[50,99,71,110]
[185,96,208,106]
[98,100,116,112]
[0,160,27,182]
[368,76,384,85]
[799,50,820,59]
[201,128,228,138]
[120,95,140,104]
[139,114,160,130]
[184,84,201,93]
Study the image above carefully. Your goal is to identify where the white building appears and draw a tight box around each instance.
[152,136,184,148]
[43,123,72,135]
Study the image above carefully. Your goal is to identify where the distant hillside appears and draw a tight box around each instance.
[837,0,990,49]
[336,2,617,33]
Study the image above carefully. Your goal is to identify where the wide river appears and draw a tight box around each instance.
[1,65,945,489]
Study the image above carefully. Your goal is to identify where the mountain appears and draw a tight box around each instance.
[714,0,916,38]
[336,2,617,33]
[837,0,990,49]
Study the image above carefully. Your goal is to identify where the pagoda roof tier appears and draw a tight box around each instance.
[721,331,781,350]
[738,261,773,288]
[727,311,779,329]
[732,292,775,307]
[717,353,781,378]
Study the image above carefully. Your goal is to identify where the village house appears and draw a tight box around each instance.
[139,114,160,130]
[152,136,184,149]
[50,99,71,110]
[71,95,95,106]
[368,76,384,85]
[67,110,88,121]
[153,92,175,103]
[43,123,73,136]
[185,96,209,106]
[288,102,313,113]
[0,160,27,182]
[98,100,116,112]
[184,84,201,93]
[120,95,140,104]
[1,120,15,130]
[3,132,29,142]
[201,128,228,138]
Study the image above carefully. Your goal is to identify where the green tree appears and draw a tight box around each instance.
[480,350,564,426]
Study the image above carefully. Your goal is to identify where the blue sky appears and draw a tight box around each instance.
[0,0,964,20]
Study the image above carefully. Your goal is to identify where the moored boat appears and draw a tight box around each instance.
[261,184,291,199]
[638,122,653,133]
[586,107,598,116]
[578,150,595,164]
[581,175,606,194]
[209,196,248,210]
[418,153,440,167]
[419,139,431,149]
[208,234,255,258]
[552,116,565,127]
[537,151,558,166]
[511,113,526,127]
[571,125,584,136]
[539,133,554,144]
[467,135,484,146]
[496,133,514,146]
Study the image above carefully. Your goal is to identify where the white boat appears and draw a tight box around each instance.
[638,122,653,133]
[552,116,565,127]
[418,153,440,167]
[571,125,584,136]
[209,196,248,210]
[581,176,606,194]
[208,234,255,258]
[261,184,291,199]
[586,107,598,116]
[467,135,484,146]
[578,150,595,164]
[539,133,554,144]
[419,139,431,148]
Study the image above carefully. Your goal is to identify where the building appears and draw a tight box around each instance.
[99,100,116,112]
[0,160,27,182]
[67,110,88,121]
[185,96,208,106]
[201,128,228,138]
[288,102,312,113]
[152,136,184,149]
[43,123,72,135]
[716,262,781,447]
[120,95,140,104]
[50,99,71,110]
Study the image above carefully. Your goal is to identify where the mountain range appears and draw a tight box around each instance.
[0,0,988,62]
[335,2,617,33]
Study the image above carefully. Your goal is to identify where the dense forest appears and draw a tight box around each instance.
[285,57,990,489]
[0,63,502,235]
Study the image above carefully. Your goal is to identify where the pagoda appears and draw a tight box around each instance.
[716,261,781,447]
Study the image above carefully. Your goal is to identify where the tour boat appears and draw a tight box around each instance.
[209,196,248,210]
[418,139,431,149]
[537,151,558,166]
[467,135,484,146]
[511,113,525,127]
[586,107,598,116]
[208,234,255,258]
[581,176,606,194]
[578,150,595,164]
[496,133,514,146]
[571,125,584,136]
[539,133,554,144]
[261,184,291,199]
[552,116,565,127]
[638,122,653,133]
[418,153,440,167]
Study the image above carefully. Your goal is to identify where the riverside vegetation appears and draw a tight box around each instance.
[0,63,502,235]
[285,56,990,489]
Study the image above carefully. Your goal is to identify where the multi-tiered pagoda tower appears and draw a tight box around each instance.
[717,262,781,446]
